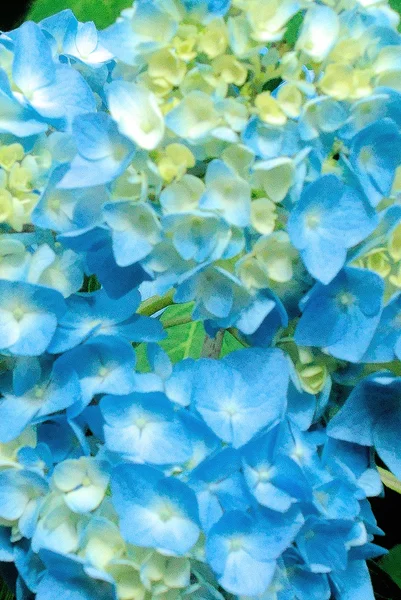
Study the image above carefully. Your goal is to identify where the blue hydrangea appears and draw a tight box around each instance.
[0,0,401,598]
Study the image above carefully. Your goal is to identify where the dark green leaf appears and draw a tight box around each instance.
[27,0,131,29]
[379,545,401,589]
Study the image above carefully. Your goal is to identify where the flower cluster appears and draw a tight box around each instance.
[0,0,401,598]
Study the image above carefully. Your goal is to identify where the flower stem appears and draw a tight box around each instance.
[137,289,175,317]
[162,314,193,328]
[201,329,224,358]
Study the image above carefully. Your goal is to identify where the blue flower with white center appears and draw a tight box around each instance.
[56,336,138,415]
[57,113,135,188]
[0,70,47,137]
[199,160,251,227]
[175,264,248,322]
[26,243,84,298]
[321,439,382,500]
[0,355,80,442]
[162,211,239,263]
[48,287,163,353]
[242,117,301,160]
[288,174,378,284]
[103,200,162,268]
[241,425,310,512]
[188,447,251,531]
[111,463,200,555]
[206,507,303,596]
[0,280,66,356]
[190,348,289,448]
[100,0,178,66]
[295,267,384,362]
[61,19,114,66]
[12,22,96,130]
[328,373,401,480]
[0,468,48,538]
[298,96,348,142]
[106,81,165,150]
[295,516,355,574]
[349,118,401,207]
[32,167,109,234]
[52,456,109,513]
[100,391,192,465]
[282,550,331,600]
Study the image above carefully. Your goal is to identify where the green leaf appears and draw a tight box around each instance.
[159,304,205,364]
[378,467,401,494]
[0,580,13,600]
[390,0,401,31]
[135,303,205,369]
[135,304,247,369]
[27,0,130,29]
[220,330,245,358]
[379,545,401,589]
[284,11,304,46]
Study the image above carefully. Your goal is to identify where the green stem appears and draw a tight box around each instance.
[162,314,193,329]
[378,467,401,494]
[201,330,224,358]
[137,289,175,317]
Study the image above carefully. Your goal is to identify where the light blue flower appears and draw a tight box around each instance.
[162,211,238,263]
[199,160,251,227]
[12,22,96,130]
[0,280,66,356]
[100,0,178,66]
[188,447,250,531]
[295,268,384,362]
[56,336,138,415]
[328,373,401,479]
[349,118,401,207]
[58,113,135,188]
[48,287,164,353]
[0,69,47,137]
[241,425,310,512]
[190,348,289,447]
[103,200,162,267]
[111,463,200,555]
[0,468,48,538]
[100,391,192,465]
[288,174,378,284]
[106,81,165,150]
[0,355,80,442]
[362,292,401,362]
[206,507,303,596]
[295,516,354,573]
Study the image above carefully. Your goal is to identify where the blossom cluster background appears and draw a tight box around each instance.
[1,0,401,598]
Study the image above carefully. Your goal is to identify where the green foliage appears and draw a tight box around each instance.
[379,545,401,590]
[378,467,401,494]
[135,303,245,370]
[0,581,13,600]
[390,0,401,30]
[27,0,131,29]
[135,303,205,370]
[284,11,304,46]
